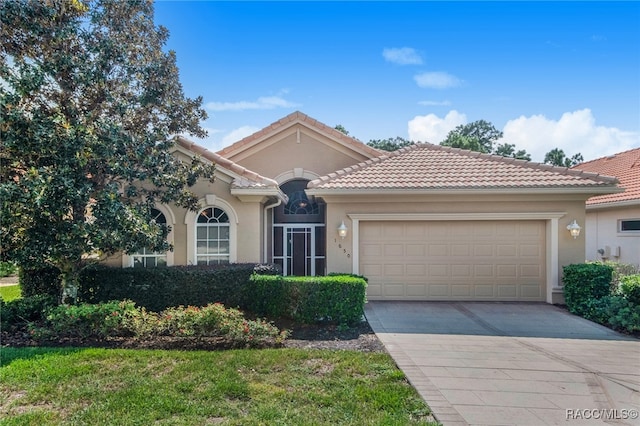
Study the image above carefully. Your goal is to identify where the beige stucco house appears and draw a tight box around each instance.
[107,111,621,304]
[572,148,640,266]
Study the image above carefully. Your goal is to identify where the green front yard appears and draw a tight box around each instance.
[0,284,21,302]
[1,281,437,425]
[0,347,437,425]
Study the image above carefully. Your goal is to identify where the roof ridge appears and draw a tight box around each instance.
[216,110,383,158]
[308,144,421,189]
[574,146,640,168]
[175,136,280,188]
[426,143,619,184]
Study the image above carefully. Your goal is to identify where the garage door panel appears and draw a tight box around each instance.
[406,264,426,276]
[361,243,382,257]
[497,264,517,278]
[520,264,542,278]
[474,285,495,297]
[497,244,518,257]
[451,265,472,277]
[497,285,518,298]
[474,264,494,277]
[384,244,404,256]
[474,244,494,256]
[361,220,545,301]
[520,244,541,257]
[406,244,425,256]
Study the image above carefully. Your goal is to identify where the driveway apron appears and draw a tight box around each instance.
[365,302,640,426]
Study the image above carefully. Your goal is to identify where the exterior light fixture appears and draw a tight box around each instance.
[338,221,348,239]
[566,220,582,239]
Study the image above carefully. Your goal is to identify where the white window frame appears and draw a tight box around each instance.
[618,218,640,234]
[184,197,238,265]
[122,204,176,267]
[195,207,231,265]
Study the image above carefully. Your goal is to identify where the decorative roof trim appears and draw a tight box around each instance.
[215,110,383,159]
[307,143,620,190]
[307,187,623,197]
[175,136,281,189]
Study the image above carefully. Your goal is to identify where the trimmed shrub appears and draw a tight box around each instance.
[248,274,367,325]
[19,266,61,298]
[30,300,287,347]
[78,264,277,311]
[563,263,613,317]
[36,300,140,339]
[0,294,58,330]
[589,295,640,334]
[619,274,640,305]
[604,261,640,293]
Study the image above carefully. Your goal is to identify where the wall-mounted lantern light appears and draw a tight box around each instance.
[338,221,348,239]
[566,219,582,239]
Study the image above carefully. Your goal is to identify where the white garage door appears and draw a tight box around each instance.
[360,221,545,301]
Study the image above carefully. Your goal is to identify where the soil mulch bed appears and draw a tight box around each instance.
[1,320,386,353]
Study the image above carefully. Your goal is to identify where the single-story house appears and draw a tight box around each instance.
[105,111,621,304]
[572,148,640,266]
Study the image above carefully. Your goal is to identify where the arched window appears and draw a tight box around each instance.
[132,208,168,268]
[196,207,230,265]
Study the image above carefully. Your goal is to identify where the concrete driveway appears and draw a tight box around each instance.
[365,302,640,426]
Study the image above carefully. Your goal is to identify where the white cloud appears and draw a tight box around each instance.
[418,100,452,106]
[414,71,463,89]
[206,95,299,112]
[500,109,639,162]
[221,126,260,146]
[382,47,423,65]
[408,110,467,143]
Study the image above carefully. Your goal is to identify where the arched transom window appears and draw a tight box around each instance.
[196,207,230,265]
[133,208,168,268]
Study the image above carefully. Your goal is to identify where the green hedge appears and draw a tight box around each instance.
[78,264,279,312]
[562,263,614,319]
[248,274,367,325]
[619,274,640,305]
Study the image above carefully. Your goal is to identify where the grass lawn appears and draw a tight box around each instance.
[0,284,21,302]
[0,347,438,425]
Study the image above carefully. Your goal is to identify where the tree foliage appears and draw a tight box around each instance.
[440,120,532,160]
[441,120,503,153]
[367,137,413,152]
[334,124,350,136]
[0,0,215,302]
[543,148,584,167]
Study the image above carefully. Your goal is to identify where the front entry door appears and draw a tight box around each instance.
[273,224,325,276]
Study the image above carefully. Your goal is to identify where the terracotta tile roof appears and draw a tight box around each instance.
[216,110,382,159]
[572,147,640,206]
[307,143,619,192]
[175,136,280,190]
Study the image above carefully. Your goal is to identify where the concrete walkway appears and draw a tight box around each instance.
[365,302,640,426]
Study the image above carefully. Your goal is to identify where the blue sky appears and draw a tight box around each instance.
[154,1,640,162]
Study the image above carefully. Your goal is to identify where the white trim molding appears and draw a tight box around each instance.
[348,212,567,304]
[184,197,239,265]
[274,169,321,184]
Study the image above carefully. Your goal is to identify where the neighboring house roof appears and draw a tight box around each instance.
[216,110,383,160]
[175,136,287,201]
[307,143,620,194]
[571,147,640,207]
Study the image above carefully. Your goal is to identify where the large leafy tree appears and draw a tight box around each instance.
[367,136,413,152]
[544,148,584,167]
[0,0,215,302]
[441,120,503,153]
[440,120,531,160]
